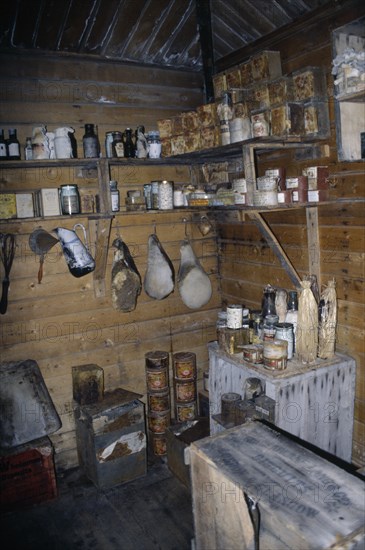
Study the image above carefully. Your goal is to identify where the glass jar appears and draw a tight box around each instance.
[147,131,161,159]
[112,131,124,158]
[109,180,120,212]
[263,314,279,341]
[158,180,173,210]
[83,124,100,158]
[135,125,148,159]
[60,184,80,215]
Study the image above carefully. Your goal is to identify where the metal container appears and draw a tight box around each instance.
[74,388,146,489]
[221,392,241,422]
[275,322,294,359]
[226,304,243,329]
[150,431,167,456]
[174,379,197,403]
[263,339,288,370]
[145,365,168,392]
[147,390,170,412]
[175,401,197,422]
[148,410,170,433]
[173,351,196,380]
[241,344,264,364]
[60,184,80,215]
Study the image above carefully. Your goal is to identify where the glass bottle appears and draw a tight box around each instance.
[261,284,277,318]
[112,131,124,158]
[0,129,8,159]
[124,128,135,158]
[105,131,114,158]
[7,129,21,160]
[109,180,120,212]
[285,290,298,351]
[83,124,100,158]
[24,137,33,160]
[135,125,148,159]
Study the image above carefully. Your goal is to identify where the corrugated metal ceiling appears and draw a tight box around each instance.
[0,0,333,70]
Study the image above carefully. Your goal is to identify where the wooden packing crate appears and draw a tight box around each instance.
[189,421,365,550]
[74,388,146,490]
[0,436,57,512]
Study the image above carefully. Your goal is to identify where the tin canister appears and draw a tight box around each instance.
[242,344,264,364]
[150,431,167,456]
[173,351,196,379]
[263,339,288,370]
[175,401,197,422]
[226,304,243,329]
[174,379,196,403]
[148,411,170,433]
[148,390,170,412]
[274,322,294,359]
[146,366,168,392]
[221,392,241,422]
[145,350,169,369]
[234,399,256,425]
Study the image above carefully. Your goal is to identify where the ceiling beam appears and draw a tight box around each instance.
[195,0,215,103]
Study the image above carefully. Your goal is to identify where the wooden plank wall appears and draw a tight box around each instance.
[0,53,220,471]
[217,2,365,467]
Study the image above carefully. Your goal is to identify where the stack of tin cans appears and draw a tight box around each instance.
[145,351,171,456]
[173,352,197,423]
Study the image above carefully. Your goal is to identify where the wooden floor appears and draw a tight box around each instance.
[0,458,194,550]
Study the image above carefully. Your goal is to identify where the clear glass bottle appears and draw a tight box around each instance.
[124,128,135,158]
[24,137,33,160]
[0,129,8,159]
[135,125,148,159]
[7,129,21,160]
[112,131,124,158]
[105,131,114,158]
[109,180,120,212]
[82,124,100,158]
[147,131,161,158]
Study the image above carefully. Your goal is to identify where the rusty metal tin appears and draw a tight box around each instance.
[221,392,241,422]
[147,390,170,412]
[148,411,170,433]
[145,366,168,392]
[174,379,196,403]
[150,431,167,456]
[145,350,169,369]
[175,401,197,422]
[242,344,264,364]
[173,351,197,379]
[263,339,288,370]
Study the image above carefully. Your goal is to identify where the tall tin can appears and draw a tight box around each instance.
[274,322,294,359]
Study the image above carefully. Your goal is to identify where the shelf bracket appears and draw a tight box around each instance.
[247,211,301,288]
[89,215,112,298]
[306,206,321,290]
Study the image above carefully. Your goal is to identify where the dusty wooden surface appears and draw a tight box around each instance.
[190,422,365,550]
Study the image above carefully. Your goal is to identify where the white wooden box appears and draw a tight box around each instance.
[208,342,356,462]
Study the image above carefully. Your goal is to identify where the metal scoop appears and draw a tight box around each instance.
[29,229,59,283]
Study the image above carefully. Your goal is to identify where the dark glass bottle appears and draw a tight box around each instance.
[261,284,277,318]
[0,129,8,159]
[124,128,135,158]
[7,129,21,160]
[83,124,100,158]
[112,131,124,158]
[68,130,78,158]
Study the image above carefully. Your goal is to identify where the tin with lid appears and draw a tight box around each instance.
[60,184,80,215]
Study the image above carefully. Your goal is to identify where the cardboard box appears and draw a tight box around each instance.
[0,436,57,512]
[0,193,17,219]
[250,50,282,81]
[16,193,35,218]
[292,66,327,101]
[270,103,304,137]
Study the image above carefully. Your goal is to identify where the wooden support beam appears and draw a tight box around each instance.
[306,206,321,290]
[247,211,301,287]
[195,0,215,103]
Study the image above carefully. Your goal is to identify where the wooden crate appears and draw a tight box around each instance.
[0,436,57,511]
[74,388,146,490]
[189,422,365,550]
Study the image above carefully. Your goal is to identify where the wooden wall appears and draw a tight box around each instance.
[0,52,220,471]
[217,1,365,467]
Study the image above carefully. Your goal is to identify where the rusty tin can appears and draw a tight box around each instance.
[150,431,167,456]
[173,351,196,379]
[145,366,168,392]
[175,401,197,422]
[147,390,170,412]
[174,379,196,403]
[148,411,170,433]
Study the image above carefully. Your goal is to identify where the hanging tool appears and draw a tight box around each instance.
[29,228,59,284]
[0,233,15,315]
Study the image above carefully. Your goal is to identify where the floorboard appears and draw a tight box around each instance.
[0,458,194,550]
